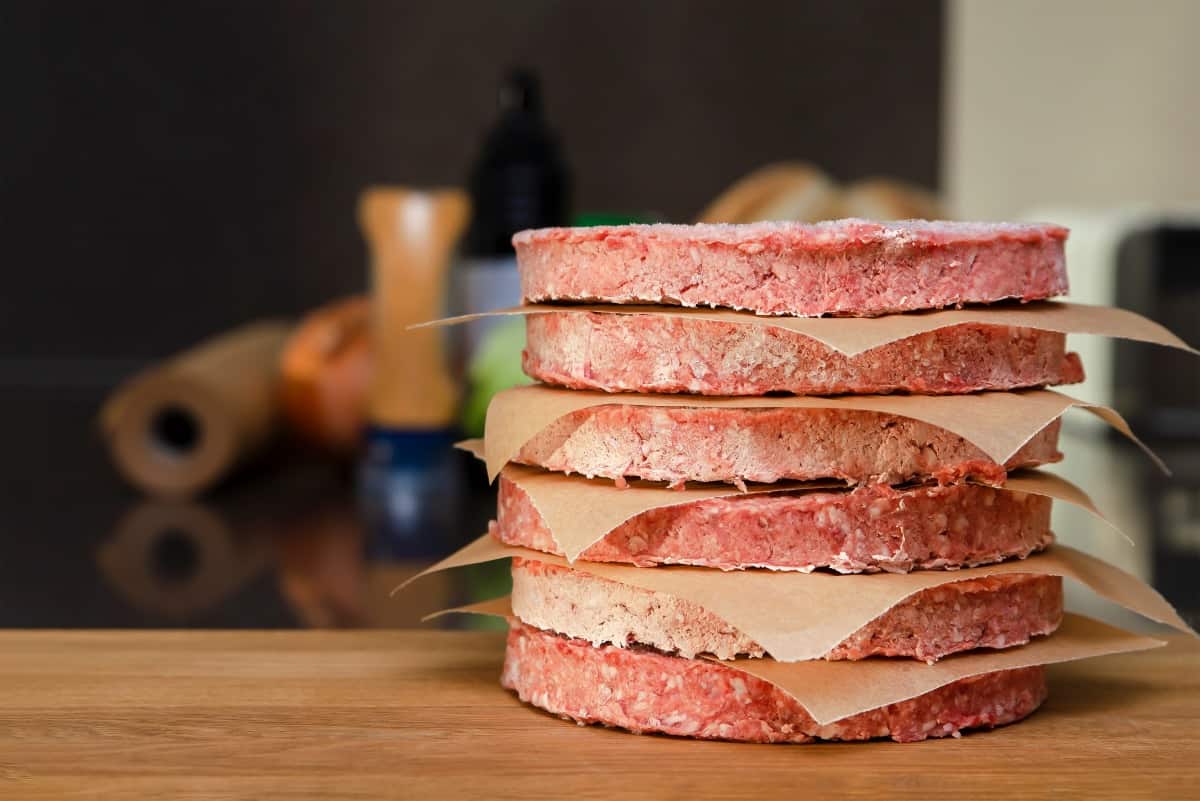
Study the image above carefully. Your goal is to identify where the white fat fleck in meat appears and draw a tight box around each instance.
[663,713,700,734]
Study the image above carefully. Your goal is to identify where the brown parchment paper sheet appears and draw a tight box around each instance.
[409,535,1190,662]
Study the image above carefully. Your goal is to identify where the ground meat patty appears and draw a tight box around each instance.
[523,311,1085,396]
[510,558,1063,662]
[515,405,1062,486]
[495,477,1054,572]
[501,620,1048,743]
[514,219,1068,317]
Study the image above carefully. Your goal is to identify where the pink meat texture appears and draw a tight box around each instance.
[513,219,1069,317]
[523,312,1085,396]
[511,558,1063,662]
[501,621,1048,743]
[494,477,1054,572]
[513,405,1062,487]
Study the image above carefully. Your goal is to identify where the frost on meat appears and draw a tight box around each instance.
[510,557,1063,662]
[514,405,1062,487]
[524,311,1084,396]
[501,620,1048,743]
[514,219,1068,317]
[494,476,1054,572]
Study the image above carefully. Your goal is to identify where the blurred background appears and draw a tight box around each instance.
[1,0,1197,630]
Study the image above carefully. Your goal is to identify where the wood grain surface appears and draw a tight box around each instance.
[0,630,1196,800]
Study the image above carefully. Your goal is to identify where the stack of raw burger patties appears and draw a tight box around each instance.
[495,220,1079,743]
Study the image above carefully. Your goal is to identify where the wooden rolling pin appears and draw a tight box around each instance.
[696,162,839,223]
[100,321,291,496]
[697,163,945,223]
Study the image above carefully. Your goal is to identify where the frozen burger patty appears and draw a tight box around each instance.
[513,405,1062,487]
[501,620,1048,743]
[514,219,1068,317]
[523,311,1084,396]
[494,476,1053,572]
[510,557,1063,662]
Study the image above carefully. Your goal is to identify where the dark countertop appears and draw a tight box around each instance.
[2,385,1197,631]
[0,385,503,629]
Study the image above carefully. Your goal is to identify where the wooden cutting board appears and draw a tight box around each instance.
[0,630,1196,800]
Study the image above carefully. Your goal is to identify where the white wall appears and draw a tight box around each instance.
[945,0,1200,412]
[945,1,1200,601]
[945,0,1200,220]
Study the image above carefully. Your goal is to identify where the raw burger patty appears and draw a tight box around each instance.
[510,557,1063,662]
[501,621,1047,743]
[514,405,1062,486]
[494,477,1054,572]
[514,219,1068,317]
[523,311,1085,396]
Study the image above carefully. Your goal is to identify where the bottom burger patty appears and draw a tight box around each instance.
[511,557,1063,662]
[501,620,1047,743]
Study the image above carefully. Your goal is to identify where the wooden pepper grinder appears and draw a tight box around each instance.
[357,187,473,557]
[358,187,470,430]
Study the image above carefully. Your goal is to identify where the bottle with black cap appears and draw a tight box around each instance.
[450,68,570,437]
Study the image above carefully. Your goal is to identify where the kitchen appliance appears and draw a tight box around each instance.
[1025,206,1200,628]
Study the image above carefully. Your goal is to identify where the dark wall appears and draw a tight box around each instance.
[1,0,942,374]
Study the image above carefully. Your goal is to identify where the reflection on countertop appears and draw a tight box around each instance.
[0,386,506,630]
[85,451,508,631]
